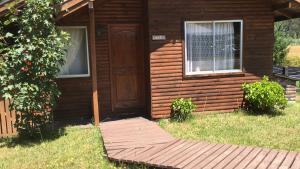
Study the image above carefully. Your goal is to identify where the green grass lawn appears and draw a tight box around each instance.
[0,127,122,169]
[1,100,299,168]
[159,103,300,152]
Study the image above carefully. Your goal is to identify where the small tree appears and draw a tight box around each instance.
[0,0,69,137]
[274,23,292,66]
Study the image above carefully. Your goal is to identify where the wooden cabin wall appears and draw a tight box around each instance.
[56,8,92,120]
[148,0,274,118]
[56,0,146,120]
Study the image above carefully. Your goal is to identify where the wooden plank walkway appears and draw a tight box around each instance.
[100,117,300,169]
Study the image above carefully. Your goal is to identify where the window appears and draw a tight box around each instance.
[184,20,243,75]
[58,26,90,78]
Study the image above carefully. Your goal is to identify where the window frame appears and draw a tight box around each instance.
[57,26,91,79]
[184,20,244,76]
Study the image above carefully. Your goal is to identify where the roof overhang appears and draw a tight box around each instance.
[1,0,300,21]
[273,0,300,21]
[0,0,90,19]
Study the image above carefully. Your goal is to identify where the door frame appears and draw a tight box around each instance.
[108,23,146,115]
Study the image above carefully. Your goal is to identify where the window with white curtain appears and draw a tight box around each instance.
[58,26,90,78]
[184,20,243,75]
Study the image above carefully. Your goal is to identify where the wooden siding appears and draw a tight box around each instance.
[56,0,146,120]
[56,7,92,120]
[56,0,274,120]
[0,98,17,137]
[148,0,274,118]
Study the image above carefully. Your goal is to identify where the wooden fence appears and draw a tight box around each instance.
[0,98,17,137]
[273,66,299,101]
[273,66,300,80]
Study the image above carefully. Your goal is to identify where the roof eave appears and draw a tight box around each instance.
[0,0,90,19]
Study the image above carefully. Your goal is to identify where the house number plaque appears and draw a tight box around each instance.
[152,35,166,41]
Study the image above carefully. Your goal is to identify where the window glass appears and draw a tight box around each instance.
[215,22,241,71]
[186,22,214,72]
[185,20,242,75]
[58,27,89,78]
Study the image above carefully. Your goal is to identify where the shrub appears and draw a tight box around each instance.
[0,0,69,137]
[170,98,196,122]
[242,76,287,114]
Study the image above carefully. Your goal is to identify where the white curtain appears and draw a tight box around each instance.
[186,23,214,72]
[215,22,235,70]
[59,27,89,76]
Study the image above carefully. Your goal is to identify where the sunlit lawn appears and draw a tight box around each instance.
[0,127,124,169]
[0,94,299,169]
[159,102,300,152]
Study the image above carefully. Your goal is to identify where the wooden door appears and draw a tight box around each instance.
[109,24,145,115]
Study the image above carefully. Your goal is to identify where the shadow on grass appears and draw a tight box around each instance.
[0,127,66,148]
[0,118,93,148]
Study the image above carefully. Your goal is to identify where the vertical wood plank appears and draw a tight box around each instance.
[0,99,7,136]
[0,100,3,135]
[11,109,17,134]
[4,99,12,135]
[89,0,100,125]
[0,99,17,137]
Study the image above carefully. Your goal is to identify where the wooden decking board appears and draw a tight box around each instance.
[280,152,298,169]
[124,146,153,162]
[245,148,271,169]
[151,141,195,165]
[234,148,263,169]
[181,144,226,169]
[176,143,218,168]
[133,140,180,162]
[190,144,233,169]
[163,141,200,165]
[99,117,300,169]
[213,146,247,169]
[144,139,186,162]
[223,147,255,169]
[267,151,288,169]
[256,150,279,169]
[291,154,300,169]
[202,145,239,169]
[171,142,212,167]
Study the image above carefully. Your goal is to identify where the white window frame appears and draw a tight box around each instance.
[184,20,243,75]
[57,26,91,79]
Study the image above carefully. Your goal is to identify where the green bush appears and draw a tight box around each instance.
[170,98,196,122]
[242,76,287,114]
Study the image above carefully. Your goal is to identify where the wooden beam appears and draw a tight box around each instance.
[56,0,89,20]
[0,0,25,16]
[273,0,300,11]
[88,0,100,126]
[0,0,90,18]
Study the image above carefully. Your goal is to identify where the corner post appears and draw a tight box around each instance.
[88,0,100,126]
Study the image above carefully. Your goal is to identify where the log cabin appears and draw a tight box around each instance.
[1,0,300,126]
